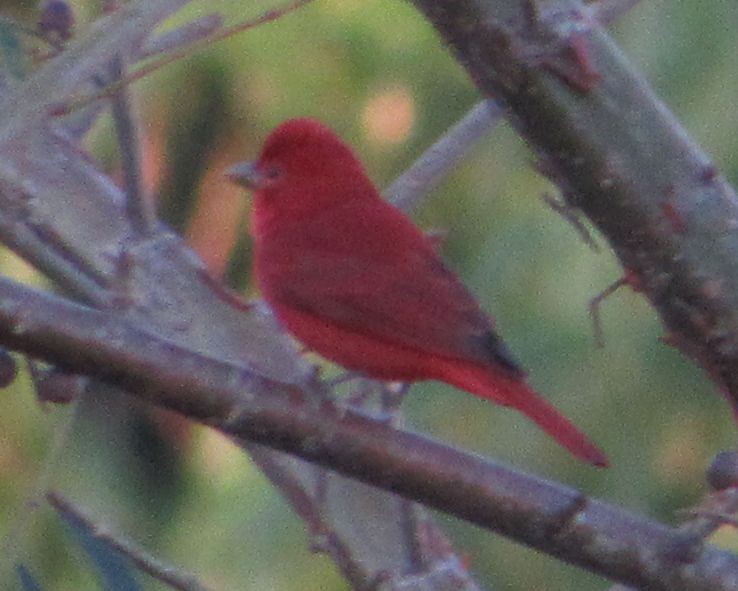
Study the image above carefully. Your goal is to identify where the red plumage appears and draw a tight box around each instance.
[227,118,607,467]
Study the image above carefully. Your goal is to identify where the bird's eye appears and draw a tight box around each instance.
[265,165,282,180]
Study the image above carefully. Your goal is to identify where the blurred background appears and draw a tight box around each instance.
[1,0,738,589]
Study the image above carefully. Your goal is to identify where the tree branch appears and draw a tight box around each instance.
[385,99,504,212]
[407,0,738,408]
[0,275,734,591]
[48,492,212,591]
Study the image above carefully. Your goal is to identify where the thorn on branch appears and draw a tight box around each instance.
[548,492,589,539]
[589,277,627,348]
[542,192,599,251]
[539,31,602,93]
[520,0,602,93]
[590,270,646,347]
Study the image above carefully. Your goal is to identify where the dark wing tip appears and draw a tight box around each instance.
[479,331,526,377]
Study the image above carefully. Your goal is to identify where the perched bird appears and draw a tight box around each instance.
[227,118,607,467]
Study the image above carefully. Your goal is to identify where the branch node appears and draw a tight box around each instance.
[548,492,589,540]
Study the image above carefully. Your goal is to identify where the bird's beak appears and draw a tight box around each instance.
[225,161,264,190]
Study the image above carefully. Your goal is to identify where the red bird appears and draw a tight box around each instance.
[227,118,607,467]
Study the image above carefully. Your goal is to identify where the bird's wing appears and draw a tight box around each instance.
[260,202,523,375]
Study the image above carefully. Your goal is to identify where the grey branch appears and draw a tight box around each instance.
[408,0,738,408]
[386,99,504,212]
[0,275,733,591]
[110,55,157,236]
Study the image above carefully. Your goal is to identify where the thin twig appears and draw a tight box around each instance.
[542,192,599,251]
[589,277,626,348]
[47,492,213,591]
[110,55,157,236]
[140,14,223,60]
[244,445,371,589]
[62,0,316,114]
[0,192,110,307]
[386,100,504,213]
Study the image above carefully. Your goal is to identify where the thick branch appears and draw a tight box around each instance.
[407,0,738,405]
[0,276,736,591]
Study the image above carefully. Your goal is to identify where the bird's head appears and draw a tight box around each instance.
[226,118,378,220]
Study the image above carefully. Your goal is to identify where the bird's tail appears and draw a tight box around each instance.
[441,362,608,467]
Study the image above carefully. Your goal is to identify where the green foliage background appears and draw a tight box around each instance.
[2,1,738,590]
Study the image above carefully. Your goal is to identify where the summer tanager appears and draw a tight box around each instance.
[227,118,607,467]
